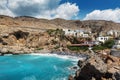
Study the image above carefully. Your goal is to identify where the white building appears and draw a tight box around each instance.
[115,40,120,45]
[75,30,84,37]
[63,29,76,36]
[82,34,89,38]
[112,40,120,49]
[63,29,91,37]
[96,36,109,43]
[107,30,120,37]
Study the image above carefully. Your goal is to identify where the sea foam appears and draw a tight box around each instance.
[29,53,84,61]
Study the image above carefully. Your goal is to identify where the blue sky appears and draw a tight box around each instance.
[0,0,120,22]
[61,0,120,19]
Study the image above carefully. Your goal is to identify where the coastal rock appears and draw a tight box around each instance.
[0,48,8,53]
[68,75,74,80]
[75,54,120,80]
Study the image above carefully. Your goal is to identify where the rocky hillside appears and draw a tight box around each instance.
[0,15,120,32]
[0,15,120,54]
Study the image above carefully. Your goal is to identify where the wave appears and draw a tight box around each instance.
[51,77,67,80]
[28,53,85,61]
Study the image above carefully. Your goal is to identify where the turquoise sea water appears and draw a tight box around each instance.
[0,54,78,80]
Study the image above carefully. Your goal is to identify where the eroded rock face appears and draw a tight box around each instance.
[75,54,120,80]
[0,29,70,54]
[10,30,29,40]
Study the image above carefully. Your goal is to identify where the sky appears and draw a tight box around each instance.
[0,0,120,22]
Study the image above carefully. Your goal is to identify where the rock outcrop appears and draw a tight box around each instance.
[74,52,120,80]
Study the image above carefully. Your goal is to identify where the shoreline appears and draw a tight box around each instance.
[0,48,88,56]
[0,50,88,61]
[0,51,88,58]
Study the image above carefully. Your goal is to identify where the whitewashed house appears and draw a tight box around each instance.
[63,29,91,38]
[96,36,109,43]
[76,30,84,37]
[82,34,89,38]
[112,40,120,49]
[63,29,76,36]
[107,30,120,37]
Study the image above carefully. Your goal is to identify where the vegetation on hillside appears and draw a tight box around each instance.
[93,39,115,50]
[67,46,88,51]
[47,28,65,40]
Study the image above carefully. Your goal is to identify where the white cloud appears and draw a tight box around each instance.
[0,0,15,16]
[0,0,79,19]
[84,8,120,22]
[36,3,79,19]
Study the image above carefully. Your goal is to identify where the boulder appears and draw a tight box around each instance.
[110,50,120,58]
[0,48,8,53]
[75,54,120,80]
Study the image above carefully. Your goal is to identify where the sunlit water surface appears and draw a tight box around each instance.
[0,54,78,80]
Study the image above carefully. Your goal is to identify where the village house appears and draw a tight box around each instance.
[82,34,89,38]
[75,30,84,37]
[96,36,109,43]
[63,29,76,36]
[112,40,120,49]
[63,29,91,38]
[107,30,120,38]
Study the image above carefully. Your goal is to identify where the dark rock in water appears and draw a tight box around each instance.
[13,53,20,55]
[72,66,78,70]
[110,50,120,58]
[70,66,78,70]
[78,60,84,68]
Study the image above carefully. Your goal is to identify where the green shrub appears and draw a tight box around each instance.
[46,29,55,35]
[67,46,88,51]
[102,39,115,49]
[46,29,65,40]
[54,46,60,49]
[36,48,43,50]
[93,45,106,50]
[93,39,114,50]
[51,39,58,44]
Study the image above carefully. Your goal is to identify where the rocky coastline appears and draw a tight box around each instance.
[69,50,120,80]
[0,48,120,80]
[0,46,120,80]
[0,48,88,61]
[1,47,119,80]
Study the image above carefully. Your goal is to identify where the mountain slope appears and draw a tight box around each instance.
[0,15,120,32]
